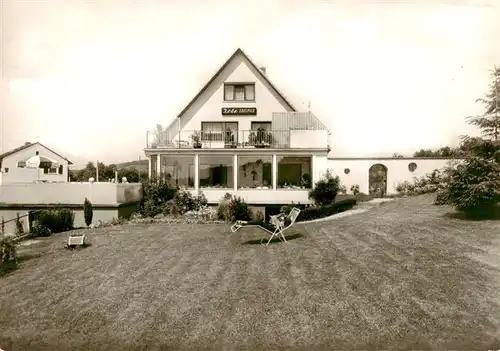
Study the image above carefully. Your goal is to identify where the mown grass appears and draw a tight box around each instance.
[0,195,499,350]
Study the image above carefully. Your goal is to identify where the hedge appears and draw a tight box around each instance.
[296,199,357,222]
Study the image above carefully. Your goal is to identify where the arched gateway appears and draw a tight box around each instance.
[368,163,388,198]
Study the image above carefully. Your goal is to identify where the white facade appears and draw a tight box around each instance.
[144,48,329,205]
[0,142,72,185]
[144,48,461,204]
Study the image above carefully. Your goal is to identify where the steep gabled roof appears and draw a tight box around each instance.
[165,48,297,131]
[0,142,74,166]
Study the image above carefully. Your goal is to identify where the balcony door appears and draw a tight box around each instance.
[201,122,238,145]
[251,122,272,131]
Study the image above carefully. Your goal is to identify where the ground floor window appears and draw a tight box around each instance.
[277,156,312,189]
[199,155,233,189]
[160,155,195,188]
[237,155,272,189]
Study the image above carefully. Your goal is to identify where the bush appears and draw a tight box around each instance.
[31,222,52,237]
[35,208,75,233]
[255,210,265,222]
[395,169,447,196]
[0,238,17,276]
[436,156,500,218]
[308,169,341,206]
[0,238,17,264]
[84,198,93,227]
[217,194,253,222]
[15,213,24,235]
[139,176,177,218]
[184,205,218,222]
[350,184,360,195]
[296,199,357,222]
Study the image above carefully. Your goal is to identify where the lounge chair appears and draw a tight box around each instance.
[230,208,301,246]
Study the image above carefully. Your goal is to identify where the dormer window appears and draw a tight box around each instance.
[224,83,255,101]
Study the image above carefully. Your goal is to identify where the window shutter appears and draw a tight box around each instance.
[59,165,63,174]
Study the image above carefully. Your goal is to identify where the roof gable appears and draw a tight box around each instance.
[0,142,73,166]
[165,48,296,132]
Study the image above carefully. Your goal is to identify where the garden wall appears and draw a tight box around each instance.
[325,158,461,195]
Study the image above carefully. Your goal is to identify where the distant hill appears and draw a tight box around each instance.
[116,159,149,172]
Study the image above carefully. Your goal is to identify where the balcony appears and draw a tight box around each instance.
[146,128,328,150]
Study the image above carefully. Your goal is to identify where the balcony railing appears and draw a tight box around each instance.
[146,129,328,149]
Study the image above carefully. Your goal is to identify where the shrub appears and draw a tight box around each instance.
[169,189,208,215]
[0,237,17,264]
[297,199,357,222]
[436,156,500,218]
[184,205,218,222]
[308,169,341,206]
[163,199,181,217]
[139,176,177,218]
[217,195,253,222]
[350,184,360,195]
[35,208,75,233]
[15,213,24,235]
[395,169,447,196]
[84,197,93,227]
[255,210,265,222]
[31,222,52,237]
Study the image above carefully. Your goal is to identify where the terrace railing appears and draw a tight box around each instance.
[146,129,328,149]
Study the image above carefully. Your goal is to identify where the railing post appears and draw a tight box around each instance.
[148,157,152,180]
[156,154,161,182]
[194,154,199,194]
[272,154,277,190]
[233,154,238,192]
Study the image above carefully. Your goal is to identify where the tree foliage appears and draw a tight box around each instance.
[69,161,148,183]
[308,169,341,206]
[413,146,463,158]
[436,66,500,218]
[84,198,93,227]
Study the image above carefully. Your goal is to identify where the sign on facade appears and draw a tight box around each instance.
[221,108,257,116]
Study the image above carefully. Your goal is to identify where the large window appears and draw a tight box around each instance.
[201,122,238,144]
[199,155,234,189]
[224,83,255,101]
[277,156,312,189]
[160,155,195,188]
[237,155,272,189]
[251,122,271,131]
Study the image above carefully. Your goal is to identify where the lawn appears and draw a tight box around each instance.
[1,195,499,350]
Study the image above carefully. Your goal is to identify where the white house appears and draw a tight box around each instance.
[144,48,331,205]
[144,48,460,204]
[0,142,73,184]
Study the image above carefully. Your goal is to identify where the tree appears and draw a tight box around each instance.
[84,198,93,227]
[413,146,463,158]
[308,169,341,206]
[436,66,500,218]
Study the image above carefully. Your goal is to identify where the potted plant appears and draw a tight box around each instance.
[191,132,202,148]
[250,128,272,148]
[301,173,311,188]
[224,129,237,148]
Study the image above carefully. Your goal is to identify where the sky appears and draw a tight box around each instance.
[1,0,499,167]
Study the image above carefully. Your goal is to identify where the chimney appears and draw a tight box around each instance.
[260,67,266,75]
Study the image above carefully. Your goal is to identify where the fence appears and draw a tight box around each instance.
[1,210,44,242]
